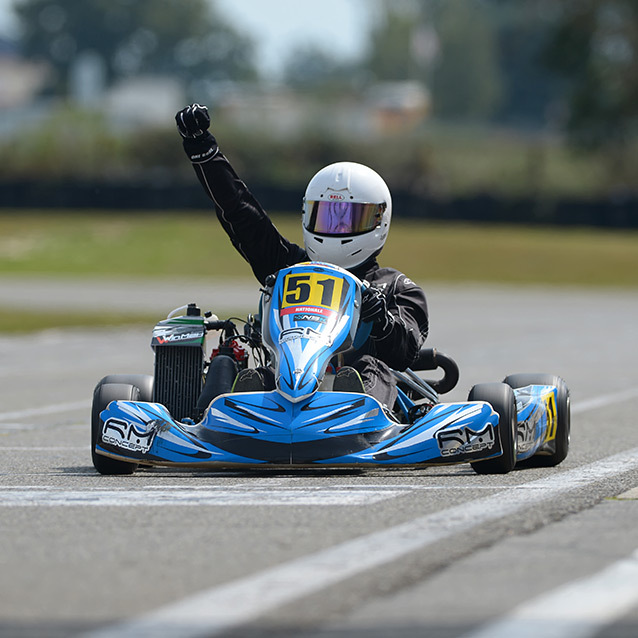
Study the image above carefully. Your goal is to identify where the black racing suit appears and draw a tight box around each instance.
[182,134,429,408]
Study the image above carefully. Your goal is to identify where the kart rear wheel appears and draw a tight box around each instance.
[92,380,147,475]
[469,383,517,475]
[504,373,570,467]
[97,374,153,401]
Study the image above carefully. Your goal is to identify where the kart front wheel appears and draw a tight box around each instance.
[469,382,517,475]
[91,381,144,475]
[504,373,570,467]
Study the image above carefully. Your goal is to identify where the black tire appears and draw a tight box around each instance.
[469,383,517,475]
[91,381,143,475]
[503,373,570,467]
[97,374,153,401]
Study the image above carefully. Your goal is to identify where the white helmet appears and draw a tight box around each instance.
[302,162,392,270]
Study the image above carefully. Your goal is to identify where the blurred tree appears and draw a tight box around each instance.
[427,0,503,120]
[543,0,638,153]
[282,45,360,92]
[14,0,257,95]
[366,4,416,81]
[363,0,503,120]
[485,0,571,129]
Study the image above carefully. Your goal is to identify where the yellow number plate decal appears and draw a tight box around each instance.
[281,273,344,312]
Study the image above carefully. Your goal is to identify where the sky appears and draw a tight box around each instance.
[0,0,374,79]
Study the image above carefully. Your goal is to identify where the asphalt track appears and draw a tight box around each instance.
[1,278,638,638]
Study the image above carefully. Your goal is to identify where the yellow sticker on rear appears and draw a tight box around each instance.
[542,390,557,442]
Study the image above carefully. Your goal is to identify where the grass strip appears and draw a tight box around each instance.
[0,309,160,334]
[1,211,637,287]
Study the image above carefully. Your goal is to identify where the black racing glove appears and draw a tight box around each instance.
[361,285,393,337]
[175,103,210,138]
[176,104,217,163]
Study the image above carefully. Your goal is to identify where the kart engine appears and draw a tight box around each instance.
[151,304,205,422]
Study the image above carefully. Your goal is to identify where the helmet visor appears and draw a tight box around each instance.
[304,200,386,236]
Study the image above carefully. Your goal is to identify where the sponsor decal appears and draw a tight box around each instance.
[190,146,218,162]
[280,305,334,317]
[437,422,496,457]
[279,326,330,344]
[101,417,157,454]
[517,418,537,454]
[153,331,202,344]
[328,193,346,201]
[294,313,327,324]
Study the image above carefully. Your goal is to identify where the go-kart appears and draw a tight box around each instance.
[91,262,570,475]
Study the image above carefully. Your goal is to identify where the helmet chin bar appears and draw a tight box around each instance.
[303,234,381,271]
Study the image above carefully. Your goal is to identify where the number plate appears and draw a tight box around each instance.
[281,273,344,312]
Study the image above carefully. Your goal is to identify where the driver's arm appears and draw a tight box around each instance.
[177,105,306,285]
[366,274,429,371]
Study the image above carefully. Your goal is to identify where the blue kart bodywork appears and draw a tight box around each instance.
[96,385,558,468]
[93,262,564,472]
[98,392,503,467]
[512,384,558,462]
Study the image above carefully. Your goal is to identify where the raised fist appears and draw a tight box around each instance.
[175,103,210,138]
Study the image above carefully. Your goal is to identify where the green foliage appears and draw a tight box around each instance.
[366,7,417,81]
[1,107,127,178]
[14,0,257,95]
[0,105,190,179]
[428,0,504,119]
[362,1,504,119]
[482,1,568,128]
[282,46,361,92]
[543,0,638,152]
[0,104,627,197]
[9,0,638,192]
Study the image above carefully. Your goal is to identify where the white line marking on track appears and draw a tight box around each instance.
[139,483,510,491]
[80,447,638,638]
[616,486,638,499]
[0,423,42,430]
[572,387,638,414]
[0,400,90,420]
[0,446,86,451]
[0,487,408,507]
[0,483,547,503]
[462,548,638,638]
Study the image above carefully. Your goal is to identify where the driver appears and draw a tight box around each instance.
[176,104,429,410]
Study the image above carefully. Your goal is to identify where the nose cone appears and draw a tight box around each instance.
[277,371,319,403]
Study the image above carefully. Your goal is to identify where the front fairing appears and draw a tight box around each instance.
[96,393,502,467]
[262,263,362,402]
